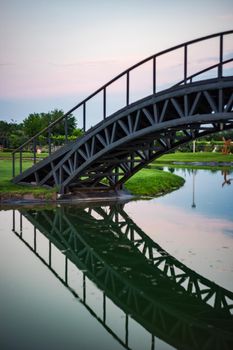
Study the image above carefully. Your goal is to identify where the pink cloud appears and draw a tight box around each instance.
[1,36,232,101]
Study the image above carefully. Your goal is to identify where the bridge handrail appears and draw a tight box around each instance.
[12,30,233,176]
[175,57,233,86]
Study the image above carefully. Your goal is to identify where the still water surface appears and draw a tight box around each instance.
[0,168,233,350]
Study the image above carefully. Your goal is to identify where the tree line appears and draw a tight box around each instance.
[0,109,83,150]
[0,109,233,151]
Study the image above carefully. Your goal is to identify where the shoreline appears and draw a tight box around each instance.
[156,161,233,167]
[0,181,184,207]
[1,160,232,206]
[0,189,133,206]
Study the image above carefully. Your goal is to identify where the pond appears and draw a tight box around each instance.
[0,168,233,350]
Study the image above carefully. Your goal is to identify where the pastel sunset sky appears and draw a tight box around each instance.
[0,0,233,125]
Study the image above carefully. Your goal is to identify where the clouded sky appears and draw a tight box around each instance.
[0,0,233,124]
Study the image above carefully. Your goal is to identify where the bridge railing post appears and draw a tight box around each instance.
[153,56,156,94]
[103,87,106,119]
[19,147,22,175]
[184,44,187,84]
[48,127,52,155]
[12,152,15,178]
[126,71,130,106]
[83,102,86,132]
[103,292,106,323]
[33,138,37,165]
[219,34,223,79]
[64,115,68,143]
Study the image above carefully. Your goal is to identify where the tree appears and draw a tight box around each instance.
[48,109,77,136]
[22,109,77,138]
[0,120,23,148]
[72,128,84,138]
[23,113,45,138]
[8,130,27,149]
[0,109,80,150]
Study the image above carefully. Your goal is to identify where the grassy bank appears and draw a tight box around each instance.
[125,168,185,196]
[0,158,185,200]
[0,151,48,159]
[152,152,233,170]
[1,151,232,200]
[156,152,233,163]
[0,159,56,200]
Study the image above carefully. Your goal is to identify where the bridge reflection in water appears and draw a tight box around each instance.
[12,204,233,350]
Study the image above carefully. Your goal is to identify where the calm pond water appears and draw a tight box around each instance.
[0,168,233,350]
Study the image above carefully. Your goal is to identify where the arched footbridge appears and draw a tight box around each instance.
[12,31,233,194]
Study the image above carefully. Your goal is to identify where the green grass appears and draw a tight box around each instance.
[0,159,56,199]
[151,152,233,171]
[156,152,233,163]
[0,158,184,199]
[1,151,232,200]
[125,168,185,196]
[0,151,48,159]
[124,152,232,195]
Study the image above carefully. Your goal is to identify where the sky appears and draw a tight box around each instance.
[0,0,233,126]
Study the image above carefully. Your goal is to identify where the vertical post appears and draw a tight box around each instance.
[49,241,52,266]
[83,273,86,302]
[130,227,134,241]
[20,213,23,237]
[34,227,37,251]
[59,167,63,186]
[192,170,196,208]
[126,71,130,106]
[219,34,223,78]
[103,87,106,119]
[219,88,223,113]
[151,334,155,350]
[59,209,62,232]
[184,44,187,84]
[103,292,106,323]
[12,152,15,177]
[48,127,52,155]
[12,210,15,231]
[153,56,156,94]
[33,138,37,165]
[65,256,68,284]
[83,102,86,132]
[184,94,189,117]
[64,115,68,143]
[19,148,22,174]
[125,314,129,346]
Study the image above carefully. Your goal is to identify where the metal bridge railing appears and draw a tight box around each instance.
[12,30,233,177]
